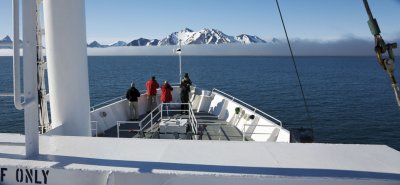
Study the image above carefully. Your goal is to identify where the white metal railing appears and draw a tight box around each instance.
[212,88,282,127]
[90,84,196,112]
[141,103,163,133]
[12,0,24,110]
[90,90,147,111]
[117,120,142,138]
[188,103,198,134]
[91,121,98,137]
[116,102,199,138]
[116,102,162,138]
[242,124,277,141]
[38,125,50,134]
[91,96,125,111]
[159,102,198,134]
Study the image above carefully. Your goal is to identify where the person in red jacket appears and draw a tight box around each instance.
[146,76,159,112]
[160,80,173,116]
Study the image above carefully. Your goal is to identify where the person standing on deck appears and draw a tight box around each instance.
[146,76,159,112]
[126,82,141,120]
[180,73,192,114]
[161,80,173,116]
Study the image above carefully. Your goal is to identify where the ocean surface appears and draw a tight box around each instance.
[1,56,399,150]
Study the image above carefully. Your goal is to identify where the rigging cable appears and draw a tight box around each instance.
[362,0,400,108]
[275,0,313,129]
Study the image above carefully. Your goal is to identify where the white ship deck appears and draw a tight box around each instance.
[89,87,291,142]
[0,133,399,184]
[103,111,252,141]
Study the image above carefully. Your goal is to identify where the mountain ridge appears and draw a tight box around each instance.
[0,35,13,49]
[89,28,267,48]
[0,28,269,49]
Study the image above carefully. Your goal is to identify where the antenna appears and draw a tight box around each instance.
[176,39,182,83]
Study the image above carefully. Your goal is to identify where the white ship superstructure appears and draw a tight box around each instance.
[0,0,399,184]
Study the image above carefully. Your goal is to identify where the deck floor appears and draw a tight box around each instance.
[101,111,251,141]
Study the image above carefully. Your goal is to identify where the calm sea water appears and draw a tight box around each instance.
[1,56,399,150]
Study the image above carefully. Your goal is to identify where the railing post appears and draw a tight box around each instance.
[117,122,120,138]
[188,103,191,121]
[139,121,143,138]
[218,126,221,141]
[160,103,163,120]
[150,120,153,133]
[243,125,245,141]
[150,111,153,130]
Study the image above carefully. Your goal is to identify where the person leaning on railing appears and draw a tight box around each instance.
[126,82,141,120]
[161,80,173,116]
[180,73,192,114]
[146,76,159,113]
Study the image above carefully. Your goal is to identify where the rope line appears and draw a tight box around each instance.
[275,0,313,129]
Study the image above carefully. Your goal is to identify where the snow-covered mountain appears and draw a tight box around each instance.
[0,35,12,43]
[0,29,268,49]
[127,38,160,46]
[88,41,106,48]
[158,28,241,46]
[110,41,127,47]
[87,28,267,48]
[0,35,13,49]
[158,28,193,46]
[127,38,150,46]
[236,34,266,44]
[148,39,160,46]
[271,37,282,44]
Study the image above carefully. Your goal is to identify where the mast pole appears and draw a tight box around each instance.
[43,0,91,136]
[363,0,373,20]
[22,0,40,157]
[179,40,182,82]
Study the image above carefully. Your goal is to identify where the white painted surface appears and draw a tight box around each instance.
[160,119,188,133]
[0,134,399,184]
[22,0,39,157]
[276,127,291,142]
[91,99,129,133]
[43,0,90,136]
[208,93,226,116]
[207,91,290,142]
[197,95,212,112]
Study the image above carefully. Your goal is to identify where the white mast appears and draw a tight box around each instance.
[177,39,182,82]
[21,0,40,158]
[43,0,90,136]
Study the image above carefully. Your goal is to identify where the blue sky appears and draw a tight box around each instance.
[0,0,399,44]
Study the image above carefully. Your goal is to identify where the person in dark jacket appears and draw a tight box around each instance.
[180,73,192,114]
[126,82,141,120]
[146,76,159,112]
[161,80,173,116]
